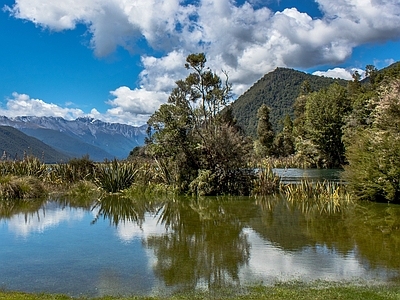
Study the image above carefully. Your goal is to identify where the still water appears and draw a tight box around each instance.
[1,174,400,297]
[273,168,343,183]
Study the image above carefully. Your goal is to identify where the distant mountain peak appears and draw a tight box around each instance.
[0,116,147,160]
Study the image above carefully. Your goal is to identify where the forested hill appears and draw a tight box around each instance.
[231,67,348,137]
[0,126,70,163]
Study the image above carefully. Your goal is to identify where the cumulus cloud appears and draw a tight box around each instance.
[0,92,86,120]
[4,0,400,124]
[312,67,365,80]
[0,92,150,126]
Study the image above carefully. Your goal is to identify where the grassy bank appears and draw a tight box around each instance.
[1,282,400,300]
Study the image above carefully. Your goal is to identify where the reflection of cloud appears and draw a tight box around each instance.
[240,228,384,283]
[7,202,85,238]
[115,213,165,243]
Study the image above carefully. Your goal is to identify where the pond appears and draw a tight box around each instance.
[1,192,400,297]
[273,168,343,183]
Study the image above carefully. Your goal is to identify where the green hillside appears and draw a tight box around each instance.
[231,68,348,137]
[0,126,70,163]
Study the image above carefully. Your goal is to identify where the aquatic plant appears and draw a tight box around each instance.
[46,156,97,184]
[95,159,138,193]
[0,156,47,178]
[281,180,353,214]
[252,160,280,196]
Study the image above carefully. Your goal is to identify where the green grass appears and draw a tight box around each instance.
[1,282,399,300]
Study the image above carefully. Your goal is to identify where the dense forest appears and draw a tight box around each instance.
[230,68,348,136]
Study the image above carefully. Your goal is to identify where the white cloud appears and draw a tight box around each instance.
[0,92,153,126]
[312,67,365,80]
[0,92,86,120]
[4,0,400,125]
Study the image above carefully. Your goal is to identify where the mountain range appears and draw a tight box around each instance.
[0,116,147,161]
[0,125,70,163]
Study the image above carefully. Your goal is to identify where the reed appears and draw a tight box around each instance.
[95,159,138,193]
[281,180,353,214]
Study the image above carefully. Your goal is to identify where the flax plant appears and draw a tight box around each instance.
[252,160,281,196]
[95,159,138,193]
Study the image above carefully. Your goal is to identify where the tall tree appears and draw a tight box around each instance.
[296,83,351,168]
[255,104,275,157]
[273,114,295,157]
[147,53,252,195]
[344,78,400,202]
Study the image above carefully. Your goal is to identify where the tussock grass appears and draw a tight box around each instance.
[0,157,47,178]
[0,176,47,200]
[252,160,281,196]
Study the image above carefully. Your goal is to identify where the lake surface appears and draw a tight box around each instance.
[273,168,343,183]
[1,191,400,297]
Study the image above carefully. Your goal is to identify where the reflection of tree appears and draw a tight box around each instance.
[91,195,153,227]
[255,195,400,273]
[345,202,400,270]
[145,197,255,289]
[253,195,315,250]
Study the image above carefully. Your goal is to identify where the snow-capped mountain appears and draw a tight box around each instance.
[0,116,147,161]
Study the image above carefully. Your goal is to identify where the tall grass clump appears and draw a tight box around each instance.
[0,156,47,178]
[0,176,47,200]
[47,156,97,185]
[95,159,138,193]
[252,160,280,196]
[281,180,353,214]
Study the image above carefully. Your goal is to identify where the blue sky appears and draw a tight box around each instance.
[1,0,400,126]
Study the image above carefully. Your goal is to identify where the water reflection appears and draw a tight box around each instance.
[0,195,400,296]
[145,197,254,289]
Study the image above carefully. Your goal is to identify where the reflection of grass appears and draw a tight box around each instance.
[0,281,399,299]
